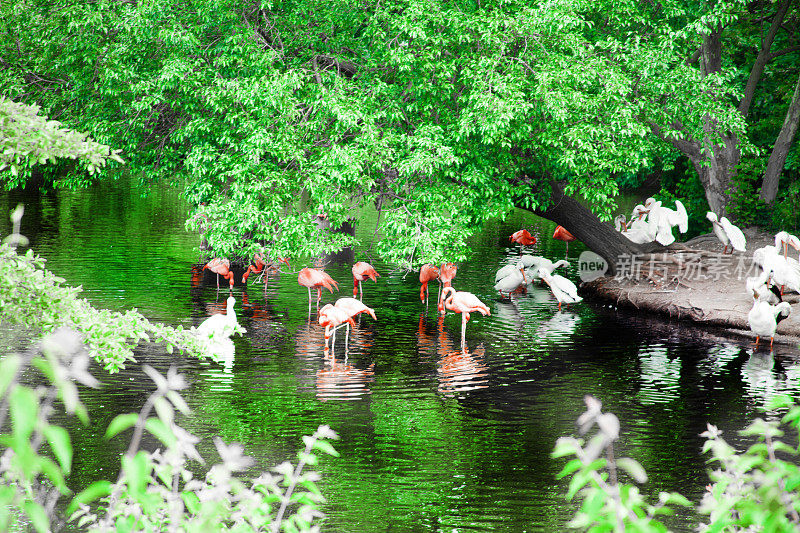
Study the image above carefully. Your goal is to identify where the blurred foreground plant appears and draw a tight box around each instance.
[555,396,800,532]
[553,396,689,531]
[0,331,338,532]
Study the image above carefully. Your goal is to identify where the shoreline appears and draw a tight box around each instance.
[578,228,800,347]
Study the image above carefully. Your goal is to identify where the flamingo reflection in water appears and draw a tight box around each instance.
[435,315,488,397]
[316,351,375,401]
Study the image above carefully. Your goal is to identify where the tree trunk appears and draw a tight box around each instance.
[688,143,738,216]
[760,71,800,204]
[530,180,648,275]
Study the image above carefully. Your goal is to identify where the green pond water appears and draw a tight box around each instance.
[2,178,799,532]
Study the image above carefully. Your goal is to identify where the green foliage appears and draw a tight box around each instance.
[553,396,688,531]
[0,333,338,532]
[656,167,708,237]
[5,0,786,266]
[556,395,800,532]
[699,395,800,532]
[0,97,124,188]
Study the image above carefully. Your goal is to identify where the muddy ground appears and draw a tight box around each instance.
[579,227,800,347]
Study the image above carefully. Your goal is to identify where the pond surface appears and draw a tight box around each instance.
[3,180,800,532]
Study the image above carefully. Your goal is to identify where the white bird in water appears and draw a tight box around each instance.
[747,300,791,350]
[706,212,746,254]
[520,257,569,282]
[494,260,528,297]
[538,268,582,311]
[646,198,688,246]
[775,231,800,259]
[195,296,246,359]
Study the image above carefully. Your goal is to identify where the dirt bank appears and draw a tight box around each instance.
[579,227,800,347]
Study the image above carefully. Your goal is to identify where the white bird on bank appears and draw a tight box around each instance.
[538,268,582,311]
[647,199,688,246]
[494,261,528,296]
[619,214,657,244]
[775,231,800,259]
[706,212,746,254]
[746,272,782,305]
[753,245,800,295]
[614,214,629,232]
[747,300,791,350]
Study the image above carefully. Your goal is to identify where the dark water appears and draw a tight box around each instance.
[3,180,799,532]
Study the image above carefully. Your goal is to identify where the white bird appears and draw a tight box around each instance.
[524,259,569,282]
[614,215,629,232]
[745,272,782,305]
[494,261,528,296]
[646,199,688,246]
[538,268,582,311]
[197,296,244,338]
[775,231,800,259]
[753,245,800,295]
[706,212,746,254]
[747,300,791,350]
[195,296,246,359]
[631,204,649,222]
[620,214,657,244]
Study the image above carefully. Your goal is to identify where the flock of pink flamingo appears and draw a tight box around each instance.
[201,226,577,349]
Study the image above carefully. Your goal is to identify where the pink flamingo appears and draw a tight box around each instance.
[437,263,458,314]
[351,261,380,301]
[242,255,290,291]
[419,264,440,305]
[203,258,234,289]
[510,229,537,253]
[553,225,576,256]
[440,287,490,347]
[298,267,339,309]
[319,297,376,350]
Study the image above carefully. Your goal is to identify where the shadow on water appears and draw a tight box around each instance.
[3,180,800,531]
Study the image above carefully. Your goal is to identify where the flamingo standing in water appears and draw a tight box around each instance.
[298,268,339,309]
[510,229,537,254]
[203,258,234,289]
[242,255,290,291]
[352,261,380,301]
[437,263,458,314]
[440,287,490,347]
[319,298,376,351]
[419,264,440,306]
[553,225,576,256]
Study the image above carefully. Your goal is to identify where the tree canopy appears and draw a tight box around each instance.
[1,0,797,267]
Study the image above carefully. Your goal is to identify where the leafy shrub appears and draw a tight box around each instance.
[555,395,800,532]
[0,330,338,532]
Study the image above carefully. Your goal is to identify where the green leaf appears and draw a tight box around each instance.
[105,413,139,439]
[67,480,112,514]
[312,439,339,457]
[182,491,200,514]
[617,457,648,484]
[23,500,49,533]
[0,354,21,397]
[145,417,177,448]
[556,458,582,480]
[43,424,72,474]
[10,386,38,440]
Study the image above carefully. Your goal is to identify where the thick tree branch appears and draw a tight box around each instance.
[760,70,800,203]
[738,0,792,118]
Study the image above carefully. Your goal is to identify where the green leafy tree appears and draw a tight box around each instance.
[2,0,797,269]
[0,97,123,187]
